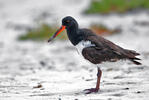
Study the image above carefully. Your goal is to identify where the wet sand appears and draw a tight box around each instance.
[0,0,149,100]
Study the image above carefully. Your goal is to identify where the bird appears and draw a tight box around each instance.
[48,16,141,94]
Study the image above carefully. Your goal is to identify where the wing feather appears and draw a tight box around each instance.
[80,29,141,65]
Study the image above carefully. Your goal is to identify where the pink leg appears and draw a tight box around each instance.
[84,67,102,94]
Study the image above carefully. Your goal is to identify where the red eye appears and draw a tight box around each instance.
[66,20,70,23]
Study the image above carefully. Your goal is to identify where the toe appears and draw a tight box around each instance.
[84,88,99,94]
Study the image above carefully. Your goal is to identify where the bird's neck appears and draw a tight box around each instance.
[66,26,82,46]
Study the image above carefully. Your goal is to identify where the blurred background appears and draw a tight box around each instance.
[0,0,149,99]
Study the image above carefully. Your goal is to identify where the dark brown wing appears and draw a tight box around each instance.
[81,29,141,65]
[82,46,123,64]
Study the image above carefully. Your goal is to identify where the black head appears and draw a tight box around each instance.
[48,16,81,45]
[62,16,78,29]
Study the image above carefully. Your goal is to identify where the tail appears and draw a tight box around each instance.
[124,49,142,65]
[130,58,141,65]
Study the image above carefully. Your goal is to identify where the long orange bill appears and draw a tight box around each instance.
[48,25,66,42]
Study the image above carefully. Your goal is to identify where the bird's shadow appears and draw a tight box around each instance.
[29,90,86,97]
[29,88,124,97]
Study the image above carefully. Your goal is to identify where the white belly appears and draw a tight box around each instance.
[75,40,96,65]
[75,40,125,69]
[75,40,95,55]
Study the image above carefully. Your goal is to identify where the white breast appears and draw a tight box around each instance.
[75,41,126,69]
[75,40,95,55]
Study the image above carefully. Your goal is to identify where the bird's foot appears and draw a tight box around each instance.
[84,88,99,94]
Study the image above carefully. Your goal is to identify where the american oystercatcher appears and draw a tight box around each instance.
[48,16,141,94]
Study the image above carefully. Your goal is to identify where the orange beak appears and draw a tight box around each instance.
[48,25,66,42]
